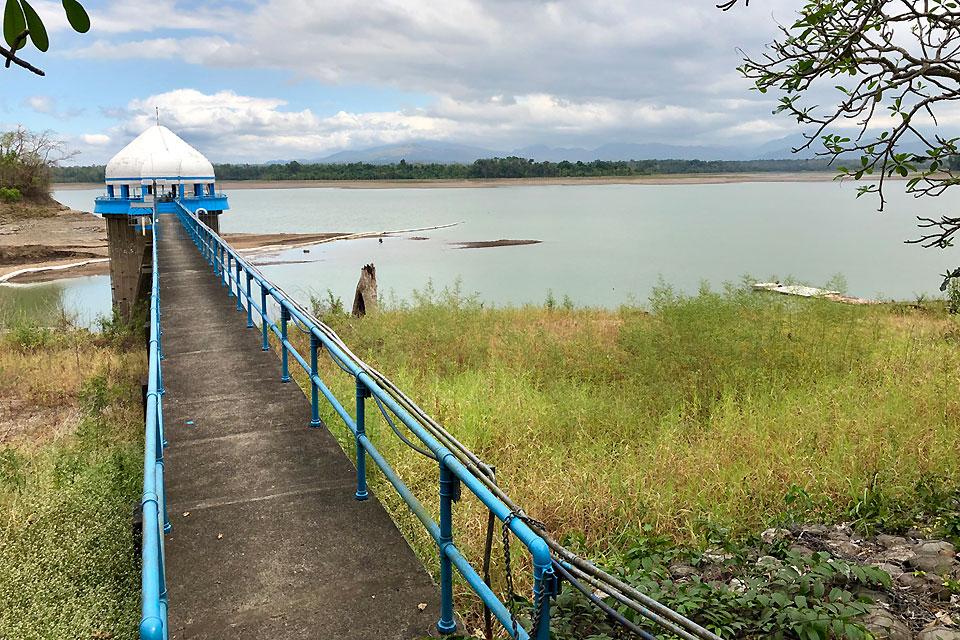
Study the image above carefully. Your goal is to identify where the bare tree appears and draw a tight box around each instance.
[722,0,960,288]
[0,126,76,199]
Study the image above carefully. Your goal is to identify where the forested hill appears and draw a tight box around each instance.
[52,156,837,183]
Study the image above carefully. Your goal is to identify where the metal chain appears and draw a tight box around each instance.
[502,511,549,639]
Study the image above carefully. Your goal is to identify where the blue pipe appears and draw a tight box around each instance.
[260,285,269,351]
[246,273,254,328]
[354,378,369,501]
[438,463,457,634]
[280,307,291,383]
[310,334,321,428]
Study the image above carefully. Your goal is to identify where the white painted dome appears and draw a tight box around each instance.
[105,125,215,182]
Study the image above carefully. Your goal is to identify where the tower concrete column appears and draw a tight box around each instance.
[104,215,152,321]
[199,210,222,235]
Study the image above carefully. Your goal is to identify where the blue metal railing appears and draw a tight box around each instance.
[171,201,554,640]
[140,209,170,640]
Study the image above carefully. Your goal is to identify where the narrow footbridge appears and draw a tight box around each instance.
[138,206,719,640]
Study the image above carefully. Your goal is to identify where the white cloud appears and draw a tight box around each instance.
[24,95,55,114]
[68,1,865,159]
[79,86,785,163]
[80,133,110,145]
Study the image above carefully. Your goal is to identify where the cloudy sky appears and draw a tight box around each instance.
[2,0,813,163]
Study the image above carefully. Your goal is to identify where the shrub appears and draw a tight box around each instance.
[0,187,22,203]
[946,277,960,314]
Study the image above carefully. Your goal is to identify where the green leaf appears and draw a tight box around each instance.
[4,0,26,49]
[20,0,47,51]
[61,0,89,33]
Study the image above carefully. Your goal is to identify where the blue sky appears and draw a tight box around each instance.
[0,0,901,164]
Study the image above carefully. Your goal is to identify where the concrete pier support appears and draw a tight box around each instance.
[198,210,222,235]
[105,215,152,321]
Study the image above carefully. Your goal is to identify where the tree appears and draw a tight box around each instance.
[721,0,960,288]
[2,0,90,76]
[0,126,75,200]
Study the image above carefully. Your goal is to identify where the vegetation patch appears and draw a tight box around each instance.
[0,317,143,639]
[292,281,960,637]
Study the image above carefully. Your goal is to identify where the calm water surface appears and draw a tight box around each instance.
[17,181,960,324]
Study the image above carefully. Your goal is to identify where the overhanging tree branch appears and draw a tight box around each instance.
[730,0,960,288]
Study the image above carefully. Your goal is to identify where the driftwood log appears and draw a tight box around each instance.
[352,263,378,317]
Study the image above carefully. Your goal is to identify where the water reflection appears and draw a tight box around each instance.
[0,276,111,328]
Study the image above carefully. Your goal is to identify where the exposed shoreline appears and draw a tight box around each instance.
[52,172,841,192]
[0,202,463,285]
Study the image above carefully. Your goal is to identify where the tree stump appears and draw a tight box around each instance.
[352,263,377,317]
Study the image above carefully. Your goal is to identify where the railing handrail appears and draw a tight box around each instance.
[139,208,169,640]
[171,200,553,640]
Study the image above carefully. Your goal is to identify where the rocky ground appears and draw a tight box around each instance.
[667,524,959,640]
[794,525,958,640]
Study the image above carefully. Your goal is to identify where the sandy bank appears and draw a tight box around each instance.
[53,172,841,193]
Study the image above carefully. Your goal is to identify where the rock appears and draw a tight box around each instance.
[827,525,853,541]
[916,541,955,556]
[668,563,698,579]
[761,528,791,544]
[895,571,952,600]
[855,587,892,605]
[788,544,815,557]
[872,562,905,578]
[862,608,913,640]
[910,554,956,576]
[702,549,735,563]
[878,534,910,549]
[897,572,927,589]
[800,524,829,536]
[917,628,960,640]
[728,578,747,594]
[907,528,924,539]
[828,540,863,557]
[908,542,956,576]
[756,555,782,571]
[880,546,918,564]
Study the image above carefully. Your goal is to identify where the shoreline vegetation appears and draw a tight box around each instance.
[52,157,843,186]
[52,171,843,192]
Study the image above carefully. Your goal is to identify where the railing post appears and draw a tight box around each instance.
[226,253,234,295]
[245,273,254,328]
[280,306,291,383]
[533,563,554,640]
[437,461,458,635]
[212,240,219,275]
[309,333,322,428]
[261,286,270,351]
[235,260,243,311]
[354,378,369,501]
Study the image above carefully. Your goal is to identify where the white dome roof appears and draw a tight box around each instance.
[105,125,215,182]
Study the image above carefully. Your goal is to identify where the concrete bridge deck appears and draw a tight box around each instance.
[158,216,440,639]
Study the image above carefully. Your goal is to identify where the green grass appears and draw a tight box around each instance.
[288,282,960,627]
[0,324,143,640]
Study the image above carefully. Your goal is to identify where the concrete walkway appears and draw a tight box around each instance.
[158,215,440,639]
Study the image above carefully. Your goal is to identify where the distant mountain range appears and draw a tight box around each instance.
[290,135,821,165]
[266,131,947,165]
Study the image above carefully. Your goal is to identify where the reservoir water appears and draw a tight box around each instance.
[7,180,960,325]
